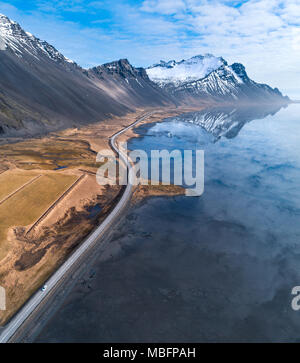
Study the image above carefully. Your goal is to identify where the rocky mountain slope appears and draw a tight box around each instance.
[88,59,174,109]
[0,14,174,136]
[147,55,290,104]
[0,14,290,137]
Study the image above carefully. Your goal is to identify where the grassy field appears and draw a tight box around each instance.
[0,171,38,201]
[0,138,97,171]
[0,173,77,260]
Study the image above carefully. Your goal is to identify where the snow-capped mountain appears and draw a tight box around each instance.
[88,59,174,108]
[0,13,125,135]
[147,55,289,104]
[0,13,76,67]
[0,13,290,137]
[146,54,225,86]
[0,14,174,136]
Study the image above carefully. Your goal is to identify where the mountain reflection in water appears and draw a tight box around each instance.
[173,103,286,140]
[35,104,300,343]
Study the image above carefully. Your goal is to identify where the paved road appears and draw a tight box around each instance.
[0,111,155,343]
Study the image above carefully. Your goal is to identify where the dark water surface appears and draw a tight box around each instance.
[36,104,300,342]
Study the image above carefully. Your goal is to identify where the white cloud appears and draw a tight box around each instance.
[293,28,300,51]
[0,0,299,94]
[141,0,186,14]
[137,0,300,94]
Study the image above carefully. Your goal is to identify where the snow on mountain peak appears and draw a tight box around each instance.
[146,54,226,86]
[0,13,74,64]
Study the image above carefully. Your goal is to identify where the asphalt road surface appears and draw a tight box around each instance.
[0,111,155,343]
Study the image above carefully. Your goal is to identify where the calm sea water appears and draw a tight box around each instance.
[36,103,300,343]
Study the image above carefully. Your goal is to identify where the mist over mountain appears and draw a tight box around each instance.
[0,14,290,137]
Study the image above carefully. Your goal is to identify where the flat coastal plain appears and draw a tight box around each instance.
[0,106,199,325]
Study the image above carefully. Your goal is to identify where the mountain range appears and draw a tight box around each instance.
[0,14,290,137]
[146,55,289,104]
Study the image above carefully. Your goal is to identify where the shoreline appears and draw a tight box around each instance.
[0,106,195,330]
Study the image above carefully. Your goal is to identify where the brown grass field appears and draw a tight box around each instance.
[0,138,98,171]
[0,106,199,325]
[0,171,37,202]
[0,172,77,260]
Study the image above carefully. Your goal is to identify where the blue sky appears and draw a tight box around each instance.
[0,0,299,96]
